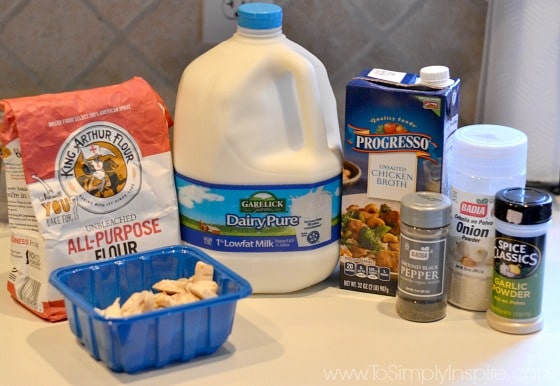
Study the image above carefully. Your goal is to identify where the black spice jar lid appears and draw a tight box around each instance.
[494,187,553,225]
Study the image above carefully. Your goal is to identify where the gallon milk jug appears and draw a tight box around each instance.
[173,3,342,293]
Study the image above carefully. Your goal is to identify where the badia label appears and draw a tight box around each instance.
[448,187,494,279]
[489,231,545,319]
[398,233,446,298]
[175,173,341,253]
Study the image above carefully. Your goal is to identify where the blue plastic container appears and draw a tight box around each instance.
[49,245,252,373]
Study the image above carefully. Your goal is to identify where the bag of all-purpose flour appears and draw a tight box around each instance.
[0,77,181,321]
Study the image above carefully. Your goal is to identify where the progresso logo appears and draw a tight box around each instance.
[347,123,436,161]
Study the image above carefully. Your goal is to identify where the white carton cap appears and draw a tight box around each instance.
[420,66,454,88]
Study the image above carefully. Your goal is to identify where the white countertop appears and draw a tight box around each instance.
[1,203,560,386]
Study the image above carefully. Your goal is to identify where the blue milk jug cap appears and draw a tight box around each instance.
[237,3,282,29]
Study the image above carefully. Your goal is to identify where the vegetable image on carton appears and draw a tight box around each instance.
[0,77,181,321]
[340,67,460,296]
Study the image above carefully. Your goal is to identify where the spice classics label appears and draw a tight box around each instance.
[490,232,545,319]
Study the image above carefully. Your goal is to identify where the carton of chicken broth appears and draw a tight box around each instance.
[340,68,460,296]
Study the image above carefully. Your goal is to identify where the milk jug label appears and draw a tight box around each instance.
[448,187,494,278]
[175,173,341,252]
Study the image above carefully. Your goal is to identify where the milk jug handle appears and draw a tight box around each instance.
[273,50,328,151]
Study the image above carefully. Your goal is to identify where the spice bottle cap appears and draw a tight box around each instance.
[494,187,553,225]
[400,192,451,228]
[452,124,527,178]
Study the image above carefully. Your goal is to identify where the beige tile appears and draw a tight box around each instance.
[72,41,176,111]
[384,0,486,124]
[282,0,377,74]
[352,0,417,29]
[0,51,43,98]
[88,0,154,27]
[0,0,114,91]
[127,0,201,85]
[0,0,488,127]
[0,0,27,18]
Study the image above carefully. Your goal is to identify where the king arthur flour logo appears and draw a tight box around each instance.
[57,121,142,214]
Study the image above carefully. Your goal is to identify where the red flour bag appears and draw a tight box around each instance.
[0,77,180,321]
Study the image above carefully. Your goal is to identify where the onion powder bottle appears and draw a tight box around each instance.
[446,124,527,311]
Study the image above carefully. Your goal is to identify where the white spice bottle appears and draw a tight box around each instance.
[446,124,527,311]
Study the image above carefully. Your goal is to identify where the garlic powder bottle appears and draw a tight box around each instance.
[446,124,527,311]
[487,187,552,334]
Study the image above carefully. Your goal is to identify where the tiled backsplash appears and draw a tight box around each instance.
[0,0,487,128]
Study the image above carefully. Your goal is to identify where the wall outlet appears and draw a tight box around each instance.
[202,0,273,44]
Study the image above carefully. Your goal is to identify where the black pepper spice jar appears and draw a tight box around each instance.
[396,192,451,322]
